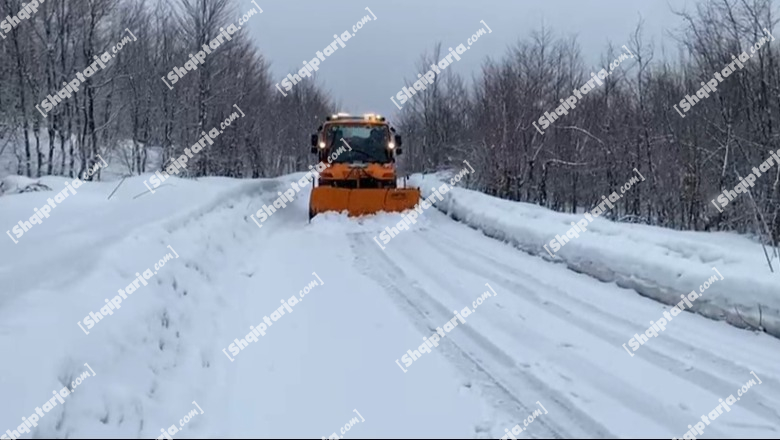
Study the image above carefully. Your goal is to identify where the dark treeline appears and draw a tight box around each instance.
[398,0,780,249]
[0,0,332,180]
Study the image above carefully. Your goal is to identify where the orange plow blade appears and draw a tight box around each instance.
[309,187,422,219]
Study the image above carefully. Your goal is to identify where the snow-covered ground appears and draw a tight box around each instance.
[411,173,780,340]
[1,173,779,438]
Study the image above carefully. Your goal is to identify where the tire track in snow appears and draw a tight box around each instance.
[391,230,719,436]
[418,221,780,430]
[349,233,612,438]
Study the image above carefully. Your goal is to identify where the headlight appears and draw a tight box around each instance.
[388,142,395,149]
[319,142,326,149]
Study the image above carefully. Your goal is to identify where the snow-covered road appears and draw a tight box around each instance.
[1,174,779,438]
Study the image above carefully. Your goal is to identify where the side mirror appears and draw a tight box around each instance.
[394,134,403,146]
[311,134,318,147]
[396,148,403,155]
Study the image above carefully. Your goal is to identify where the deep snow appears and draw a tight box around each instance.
[1,173,779,438]
[411,173,780,340]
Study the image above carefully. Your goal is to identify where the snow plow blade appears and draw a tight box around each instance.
[309,187,421,218]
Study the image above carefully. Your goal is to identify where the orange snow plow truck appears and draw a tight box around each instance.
[308,113,421,219]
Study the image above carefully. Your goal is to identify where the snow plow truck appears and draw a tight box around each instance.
[308,113,421,219]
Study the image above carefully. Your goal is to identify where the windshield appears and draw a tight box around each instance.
[325,124,391,164]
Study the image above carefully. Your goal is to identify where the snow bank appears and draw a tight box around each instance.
[410,174,780,340]
[0,175,52,195]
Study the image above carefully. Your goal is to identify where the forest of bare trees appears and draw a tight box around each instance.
[398,0,780,249]
[1,0,778,246]
[0,0,332,181]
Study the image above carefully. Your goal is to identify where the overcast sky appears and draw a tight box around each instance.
[245,0,694,120]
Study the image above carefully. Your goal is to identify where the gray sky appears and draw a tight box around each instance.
[246,0,693,120]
